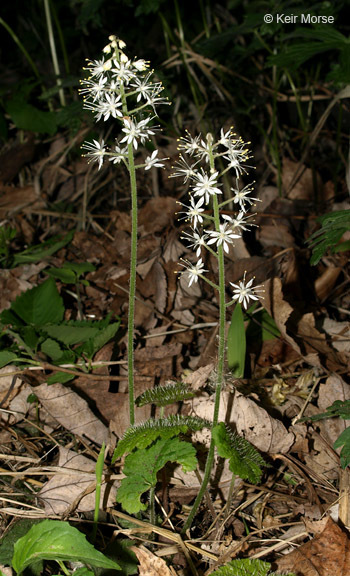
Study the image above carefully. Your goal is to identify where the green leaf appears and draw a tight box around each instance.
[0,519,42,566]
[12,519,120,574]
[46,262,95,284]
[267,26,349,71]
[12,231,74,266]
[46,372,75,385]
[116,437,197,514]
[227,303,246,377]
[76,320,121,359]
[210,558,271,576]
[8,278,64,326]
[212,423,266,484]
[41,338,64,361]
[0,350,18,368]
[113,415,210,461]
[102,539,139,576]
[307,209,350,265]
[72,568,94,576]
[42,324,100,345]
[46,267,77,284]
[334,427,350,469]
[5,97,57,135]
[300,399,350,422]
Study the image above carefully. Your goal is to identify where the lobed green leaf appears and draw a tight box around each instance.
[113,414,210,461]
[116,437,197,514]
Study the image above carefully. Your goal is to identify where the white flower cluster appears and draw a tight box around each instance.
[173,128,264,308]
[80,36,169,170]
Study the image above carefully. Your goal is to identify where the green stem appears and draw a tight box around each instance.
[92,442,105,544]
[182,135,226,533]
[149,486,156,526]
[57,561,71,576]
[118,74,137,427]
[127,141,137,426]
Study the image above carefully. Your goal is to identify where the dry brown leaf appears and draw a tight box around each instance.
[282,157,322,201]
[32,382,109,445]
[184,363,215,391]
[138,197,177,234]
[0,185,43,216]
[131,545,174,576]
[274,516,350,575]
[257,223,295,248]
[39,446,118,514]
[230,391,295,454]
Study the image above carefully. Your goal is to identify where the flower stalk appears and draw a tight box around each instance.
[80,36,169,426]
[173,128,264,531]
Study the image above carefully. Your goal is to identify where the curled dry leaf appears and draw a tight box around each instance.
[39,446,118,514]
[32,382,108,445]
[274,516,350,576]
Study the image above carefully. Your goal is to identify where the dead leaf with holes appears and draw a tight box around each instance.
[274,516,350,575]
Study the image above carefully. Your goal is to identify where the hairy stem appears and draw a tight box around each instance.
[127,142,137,426]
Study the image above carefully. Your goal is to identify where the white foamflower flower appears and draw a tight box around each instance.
[206,222,240,254]
[181,229,208,257]
[222,211,256,232]
[192,170,221,205]
[81,139,106,170]
[230,272,264,309]
[231,183,260,212]
[177,196,205,229]
[95,92,123,121]
[144,150,166,170]
[180,258,208,287]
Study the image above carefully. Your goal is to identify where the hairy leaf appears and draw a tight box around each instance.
[135,381,195,407]
[212,422,266,484]
[113,415,210,461]
[116,437,197,514]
